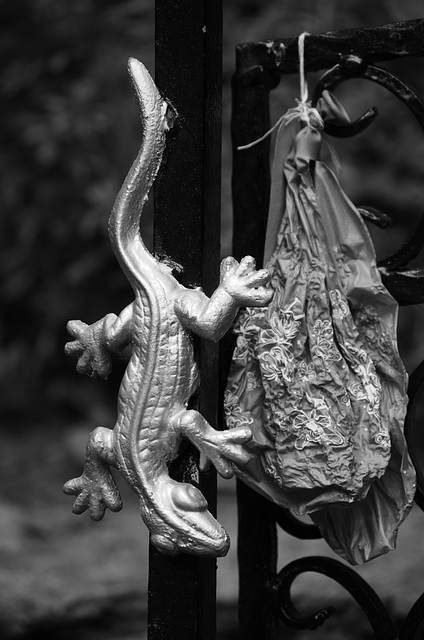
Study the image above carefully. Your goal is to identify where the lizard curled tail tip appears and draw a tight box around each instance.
[127,57,176,132]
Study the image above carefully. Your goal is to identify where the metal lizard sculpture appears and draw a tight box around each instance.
[63,58,273,557]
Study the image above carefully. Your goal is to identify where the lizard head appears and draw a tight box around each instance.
[146,480,230,557]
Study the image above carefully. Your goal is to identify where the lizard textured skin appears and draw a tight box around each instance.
[64,59,272,557]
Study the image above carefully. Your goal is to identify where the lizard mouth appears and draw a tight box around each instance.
[151,527,230,557]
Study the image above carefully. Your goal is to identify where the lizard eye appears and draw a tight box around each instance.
[172,483,208,512]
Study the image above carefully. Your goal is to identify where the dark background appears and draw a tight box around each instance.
[2,1,424,638]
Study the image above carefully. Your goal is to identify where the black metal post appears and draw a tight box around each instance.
[231,55,279,640]
[148,2,222,640]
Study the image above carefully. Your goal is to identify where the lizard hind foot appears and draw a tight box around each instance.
[63,425,122,521]
[63,472,122,521]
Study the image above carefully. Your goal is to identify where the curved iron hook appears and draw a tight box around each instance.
[380,265,424,305]
[323,105,379,138]
[311,56,378,137]
[400,591,424,640]
[312,54,424,139]
[272,505,322,540]
[357,205,393,229]
[380,212,424,270]
[313,56,424,299]
[271,556,397,638]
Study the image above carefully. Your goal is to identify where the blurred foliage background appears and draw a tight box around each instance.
[2,0,424,425]
[1,0,156,423]
[2,1,424,639]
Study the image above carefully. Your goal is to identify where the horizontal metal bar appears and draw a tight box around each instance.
[236,18,424,75]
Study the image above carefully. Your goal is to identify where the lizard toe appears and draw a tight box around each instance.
[72,491,90,515]
[224,426,252,443]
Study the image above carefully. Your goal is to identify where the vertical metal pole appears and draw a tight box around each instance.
[148,2,222,639]
[231,58,279,640]
[231,62,274,265]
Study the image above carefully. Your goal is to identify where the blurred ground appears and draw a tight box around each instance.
[1,421,424,639]
[3,1,424,638]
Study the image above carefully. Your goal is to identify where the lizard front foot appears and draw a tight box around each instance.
[65,317,115,379]
[175,409,253,479]
[220,255,274,307]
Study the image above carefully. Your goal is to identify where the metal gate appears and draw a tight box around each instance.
[230,17,424,640]
[65,9,424,639]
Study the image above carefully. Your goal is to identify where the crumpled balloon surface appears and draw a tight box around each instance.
[224,92,416,565]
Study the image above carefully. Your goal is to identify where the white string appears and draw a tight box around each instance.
[237,113,287,151]
[238,31,315,151]
[298,31,309,104]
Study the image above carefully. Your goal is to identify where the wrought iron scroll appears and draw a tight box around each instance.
[400,592,424,640]
[231,17,424,640]
[271,507,321,541]
[272,556,396,638]
[312,56,424,306]
[272,555,424,640]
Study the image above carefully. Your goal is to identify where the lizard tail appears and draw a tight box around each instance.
[108,58,175,284]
